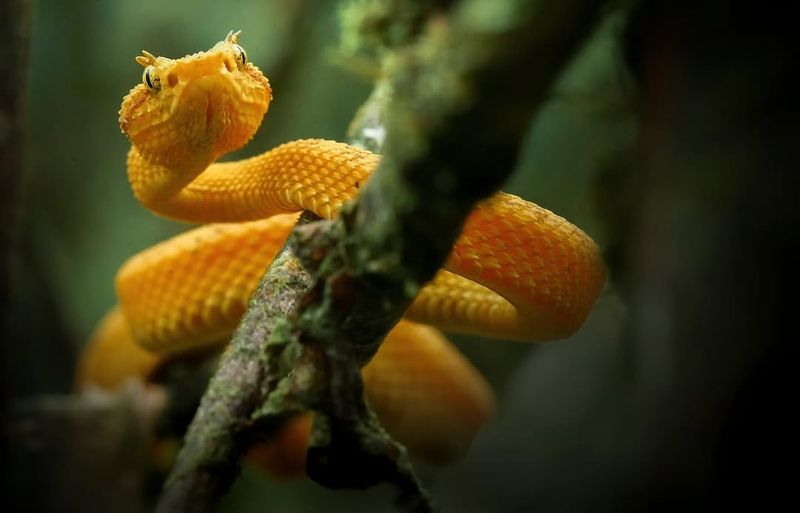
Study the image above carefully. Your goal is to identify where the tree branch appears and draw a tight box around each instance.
[281,0,610,504]
[155,0,608,511]
[154,212,318,513]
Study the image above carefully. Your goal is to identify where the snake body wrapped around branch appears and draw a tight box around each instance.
[77,31,606,470]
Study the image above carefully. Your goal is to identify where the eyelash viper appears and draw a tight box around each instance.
[76,31,606,474]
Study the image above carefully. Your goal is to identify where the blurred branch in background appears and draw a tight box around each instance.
[2,1,83,509]
[260,0,314,96]
[0,0,30,497]
[5,385,166,513]
[1,0,75,403]
[600,1,798,509]
[0,0,29,301]
[0,0,30,351]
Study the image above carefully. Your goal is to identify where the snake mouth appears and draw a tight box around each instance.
[204,100,214,136]
[175,78,225,141]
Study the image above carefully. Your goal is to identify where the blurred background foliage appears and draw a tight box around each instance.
[3,0,793,512]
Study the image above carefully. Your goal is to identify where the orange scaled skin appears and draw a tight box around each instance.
[116,33,605,355]
[78,32,605,475]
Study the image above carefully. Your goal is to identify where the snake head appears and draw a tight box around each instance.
[119,31,272,168]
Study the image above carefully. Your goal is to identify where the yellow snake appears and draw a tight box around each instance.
[77,32,605,473]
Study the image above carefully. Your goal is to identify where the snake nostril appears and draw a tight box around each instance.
[224,59,235,72]
[167,73,179,87]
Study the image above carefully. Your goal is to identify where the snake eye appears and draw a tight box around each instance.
[142,65,161,92]
[233,44,247,69]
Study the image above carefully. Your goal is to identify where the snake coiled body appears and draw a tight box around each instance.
[77,32,606,469]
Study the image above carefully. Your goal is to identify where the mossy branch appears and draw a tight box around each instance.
[155,0,607,511]
[154,213,318,513]
[279,0,608,498]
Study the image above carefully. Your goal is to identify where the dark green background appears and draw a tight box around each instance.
[7,0,793,512]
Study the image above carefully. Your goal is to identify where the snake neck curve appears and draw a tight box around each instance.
[127,138,380,224]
